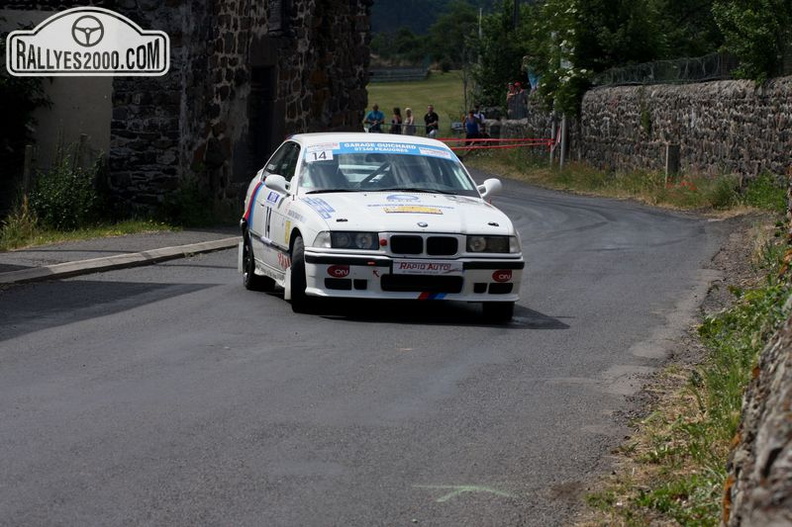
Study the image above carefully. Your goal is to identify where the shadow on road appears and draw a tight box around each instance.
[0,280,214,342]
[299,299,570,330]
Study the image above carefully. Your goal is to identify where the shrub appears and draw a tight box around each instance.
[161,175,216,227]
[740,172,788,213]
[0,196,38,251]
[28,153,104,231]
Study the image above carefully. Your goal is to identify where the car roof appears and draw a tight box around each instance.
[287,132,452,150]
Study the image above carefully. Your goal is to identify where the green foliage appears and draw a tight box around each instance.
[712,0,792,81]
[427,0,479,68]
[0,21,50,160]
[739,172,788,212]
[0,213,173,252]
[635,474,723,525]
[371,0,483,68]
[162,175,216,227]
[0,17,51,213]
[472,0,536,109]
[371,28,427,65]
[654,0,724,57]
[371,0,496,35]
[0,196,38,251]
[472,0,729,116]
[28,153,105,231]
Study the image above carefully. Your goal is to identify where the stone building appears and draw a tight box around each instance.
[1,0,372,213]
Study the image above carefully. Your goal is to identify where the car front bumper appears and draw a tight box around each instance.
[303,250,523,302]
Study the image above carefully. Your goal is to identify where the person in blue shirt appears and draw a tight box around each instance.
[463,109,481,145]
[364,104,385,133]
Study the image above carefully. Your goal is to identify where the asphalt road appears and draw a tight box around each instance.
[0,181,730,526]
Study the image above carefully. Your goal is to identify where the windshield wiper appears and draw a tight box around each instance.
[305,188,358,194]
[375,187,456,195]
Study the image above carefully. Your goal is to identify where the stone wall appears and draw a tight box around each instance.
[496,77,792,180]
[722,301,792,526]
[108,0,372,211]
[4,0,372,212]
[581,78,792,178]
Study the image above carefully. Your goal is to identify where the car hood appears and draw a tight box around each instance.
[298,191,514,235]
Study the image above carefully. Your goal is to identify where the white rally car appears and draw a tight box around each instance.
[239,132,524,322]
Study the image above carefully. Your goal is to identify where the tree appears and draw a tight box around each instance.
[427,0,479,70]
[482,0,722,115]
[712,0,792,81]
[472,0,535,108]
[0,20,50,181]
[652,0,723,58]
[371,27,427,66]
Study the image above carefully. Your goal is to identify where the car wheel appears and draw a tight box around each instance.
[290,235,309,312]
[243,233,275,292]
[482,301,514,324]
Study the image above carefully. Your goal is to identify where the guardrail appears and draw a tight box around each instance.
[369,68,430,83]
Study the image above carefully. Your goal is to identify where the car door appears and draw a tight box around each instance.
[250,141,301,274]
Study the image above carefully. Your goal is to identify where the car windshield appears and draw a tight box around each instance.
[298,144,480,197]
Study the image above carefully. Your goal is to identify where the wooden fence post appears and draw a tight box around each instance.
[22,145,34,196]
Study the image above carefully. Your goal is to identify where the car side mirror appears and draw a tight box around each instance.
[478,178,502,200]
[264,174,290,193]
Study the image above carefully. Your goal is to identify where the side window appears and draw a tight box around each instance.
[264,142,301,181]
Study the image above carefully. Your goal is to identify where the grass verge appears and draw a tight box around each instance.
[366,70,468,135]
[464,148,787,213]
[0,198,176,251]
[580,225,790,526]
[466,149,789,526]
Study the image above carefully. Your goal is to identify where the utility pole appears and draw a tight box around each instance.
[512,0,519,28]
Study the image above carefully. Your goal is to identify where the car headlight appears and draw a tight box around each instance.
[330,231,379,250]
[466,235,518,253]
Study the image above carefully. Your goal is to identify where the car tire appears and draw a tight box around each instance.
[243,233,275,292]
[290,235,309,313]
[482,301,514,324]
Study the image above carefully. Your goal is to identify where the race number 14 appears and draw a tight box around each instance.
[307,150,333,162]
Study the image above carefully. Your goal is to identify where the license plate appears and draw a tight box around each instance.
[392,260,463,275]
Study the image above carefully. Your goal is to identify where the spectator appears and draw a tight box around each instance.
[512,82,528,119]
[463,109,481,145]
[364,104,385,133]
[424,104,439,138]
[403,107,416,135]
[390,107,403,134]
[506,82,517,118]
[473,103,486,135]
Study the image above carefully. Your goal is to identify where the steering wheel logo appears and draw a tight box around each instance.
[71,15,104,47]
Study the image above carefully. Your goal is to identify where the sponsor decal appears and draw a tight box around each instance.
[304,143,340,163]
[340,142,414,154]
[367,202,455,211]
[393,260,463,275]
[6,6,169,76]
[308,141,458,160]
[244,181,265,224]
[266,191,280,204]
[492,269,513,282]
[418,292,447,300]
[327,265,350,278]
[386,194,420,202]
[287,209,306,222]
[383,205,443,215]
[418,147,453,159]
[302,197,335,219]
